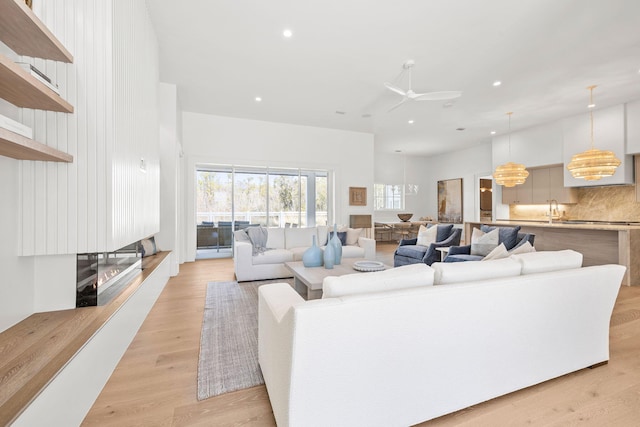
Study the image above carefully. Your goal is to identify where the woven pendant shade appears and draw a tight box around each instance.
[492,112,529,187]
[493,161,530,187]
[567,86,621,181]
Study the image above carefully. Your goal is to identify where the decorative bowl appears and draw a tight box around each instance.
[397,213,413,222]
[353,260,386,272]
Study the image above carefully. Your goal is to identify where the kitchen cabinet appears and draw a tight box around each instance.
[503,165,576,205]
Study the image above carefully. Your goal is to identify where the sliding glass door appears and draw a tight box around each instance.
[195,166,329,258]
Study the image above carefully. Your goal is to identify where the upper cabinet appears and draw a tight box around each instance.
[0,0,74,162]
[562,104,633,187]
[627,100,640,154]
[502,165,576,205]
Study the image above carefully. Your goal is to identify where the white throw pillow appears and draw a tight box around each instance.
[482,243,508,261]
[416,224,438,246]
[470,227,499,256]
[508,241,535,255]
[511,250,583,275]
[345,228,362,246]
[432,257,522,285]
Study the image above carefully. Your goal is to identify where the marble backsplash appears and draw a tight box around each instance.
[510,185,640,222]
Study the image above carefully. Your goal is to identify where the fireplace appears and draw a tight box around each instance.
[76,242,142,307]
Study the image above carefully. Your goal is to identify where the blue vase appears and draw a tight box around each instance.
[323,239,335,269]
[330,224,343,265]
[302,235,323,267]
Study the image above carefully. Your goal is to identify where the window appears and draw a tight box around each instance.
[374,183,404,210]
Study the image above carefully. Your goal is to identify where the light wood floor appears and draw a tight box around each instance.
[83,243,640,426]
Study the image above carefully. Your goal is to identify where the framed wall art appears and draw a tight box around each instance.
[437,178,463,224]
[349,187,367,206]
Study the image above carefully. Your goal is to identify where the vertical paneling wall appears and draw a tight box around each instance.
[110,0,160,251]
[19,0,159,255]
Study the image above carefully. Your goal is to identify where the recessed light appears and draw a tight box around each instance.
[255,96,262,102]
[335,111,346,115]
[456,127,465,131]
[493,81,502,87]
[408,120,414,124]
[395,150,402,153]
[283,29,293,38]
[362,113,372,118]
[588,103,595,108]
[490,131,496,135]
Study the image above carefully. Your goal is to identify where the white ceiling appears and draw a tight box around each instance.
[146,0,640,156]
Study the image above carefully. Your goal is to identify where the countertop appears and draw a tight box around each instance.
[474,220,640,231]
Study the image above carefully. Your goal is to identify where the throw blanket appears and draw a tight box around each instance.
[246,226,270,255]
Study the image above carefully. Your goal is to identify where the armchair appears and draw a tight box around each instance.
[445,227,535,263]
[393,224,462,267]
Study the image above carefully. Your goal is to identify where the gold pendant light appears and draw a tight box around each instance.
[567,85,621,181]
[493,112,529,187]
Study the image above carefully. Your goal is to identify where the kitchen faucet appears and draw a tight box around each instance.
[548,199,559,224]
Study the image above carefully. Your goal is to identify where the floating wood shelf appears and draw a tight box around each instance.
[0,0,73,63]
[0,53,73,113]
[0,127,73,162]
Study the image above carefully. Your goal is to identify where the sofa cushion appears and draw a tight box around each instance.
[436,224,454,242]
[416,224,438,246]
[322,263,434,298]
[234,229,251,243]
[252,248,294,265]
[511,250,583,275]
[482,243,508,261]
[341,245,365,258]
[433,257,522,285]
[289,247,307,261]
[481,225,522,250]
[317,226,330,246]
[508,241,535,255]
[345,228,362,246]
[285,227,317,249]
[396,244,428,260]
[266,228,285,249]
[470,227,499,256]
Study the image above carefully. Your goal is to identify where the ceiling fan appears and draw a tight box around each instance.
[384,59,462,112]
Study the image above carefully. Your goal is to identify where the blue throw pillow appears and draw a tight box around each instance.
[329,231,347,246]
[480,225,521,251]
[435,224,454,242]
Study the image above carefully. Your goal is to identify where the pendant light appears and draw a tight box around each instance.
[493,112,529,187]
[567,85,621,181]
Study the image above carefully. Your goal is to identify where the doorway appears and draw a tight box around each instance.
[479,178,493,222]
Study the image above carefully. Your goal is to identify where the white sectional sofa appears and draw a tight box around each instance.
[234,226,376,282]
[258,250,625,427]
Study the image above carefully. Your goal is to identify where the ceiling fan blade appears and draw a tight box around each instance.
[413,91,462,101]
[387,98,409,112]
[384,82,407,97]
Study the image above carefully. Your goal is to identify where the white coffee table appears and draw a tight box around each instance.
[285,258,390,300]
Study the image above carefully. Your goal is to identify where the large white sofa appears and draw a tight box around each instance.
[234,226,376,282]
[258,250,625,427]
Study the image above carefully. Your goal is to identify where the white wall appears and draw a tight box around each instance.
[157,83,181,276]
[181,113,374,262]
[0,156,35,331]
[373,151,430,222]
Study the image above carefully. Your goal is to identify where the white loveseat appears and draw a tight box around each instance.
[258,250,625,427]
[234,226,376,282]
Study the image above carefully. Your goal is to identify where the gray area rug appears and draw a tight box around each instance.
[197,278,293,400]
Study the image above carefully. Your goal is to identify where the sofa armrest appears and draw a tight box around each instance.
[234,241,254,280]
[259,282,305,323]
[357,236,376,260]
[447,244,471,256]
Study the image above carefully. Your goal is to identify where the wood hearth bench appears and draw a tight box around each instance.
[0,251,170,426]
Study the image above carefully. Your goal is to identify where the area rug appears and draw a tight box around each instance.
[197,278,293,400]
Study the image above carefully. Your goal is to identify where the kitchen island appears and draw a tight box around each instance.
[465,220,640,286]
